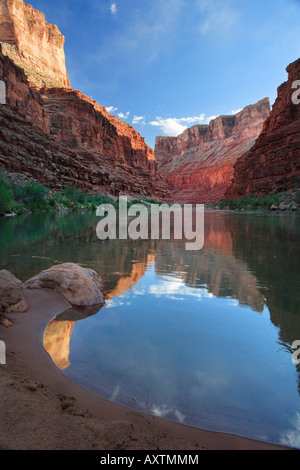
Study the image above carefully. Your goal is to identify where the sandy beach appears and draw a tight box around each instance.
[0,288,291,451]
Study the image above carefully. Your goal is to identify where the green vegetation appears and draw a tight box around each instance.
[208,190,300,211]
[0,170,164,216]
[0,179,14,215]
[1,169,297,216]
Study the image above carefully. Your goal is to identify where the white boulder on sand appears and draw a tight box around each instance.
[23,263,105,307]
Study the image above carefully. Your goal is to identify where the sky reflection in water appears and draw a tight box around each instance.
[1,210,299,447]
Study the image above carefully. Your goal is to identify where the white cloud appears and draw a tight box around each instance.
[149,114,215,137]
[198,0,240,38]
[147,277,214,301]
[110,3,117,15]
[149,118,187,137]
[231,109,242,115]
[174,410,185,424]
[132,115,146,125]
[106,106,118,114]
[206,115,219,122]
[150,404,172,418]
[280,412,300,448]
[179,114,205,123]
[117,111,130,120]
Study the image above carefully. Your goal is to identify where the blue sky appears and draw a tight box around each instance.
[30,0,300,149]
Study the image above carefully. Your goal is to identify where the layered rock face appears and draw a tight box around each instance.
[0,53,166,196]
[39,87,158,177]
[0,0,168,200]
[0,41,50,129]
[0,0,70,87]
[155,99,270,204]
[226,57,300,198]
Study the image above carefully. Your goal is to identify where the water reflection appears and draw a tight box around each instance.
[42,212,268,372]
[43,305,101,370]
[1,210,300,446]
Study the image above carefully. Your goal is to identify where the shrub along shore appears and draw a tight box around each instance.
[208,190,300,212]
[0,169,299,216]
[0,170,163,216]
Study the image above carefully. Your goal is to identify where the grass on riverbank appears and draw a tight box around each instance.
[1,169,299,215]
[0,171,164,216]
[208,190,300,212]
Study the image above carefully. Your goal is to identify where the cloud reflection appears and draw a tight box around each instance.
[280,412,300,448]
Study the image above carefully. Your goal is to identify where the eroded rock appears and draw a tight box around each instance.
[0,270,28,313]
[23,263,105,307]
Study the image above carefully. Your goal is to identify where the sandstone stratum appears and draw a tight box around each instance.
[155,99,271,204]
[226,57,300,199]
[0,0,168,200]
[0,0,70,88]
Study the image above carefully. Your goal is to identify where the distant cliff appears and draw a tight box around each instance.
[155,99,270,204]
[226,57,300,199]
[0,0,168,200]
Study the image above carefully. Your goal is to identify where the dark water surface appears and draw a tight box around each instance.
[1,209,300,447]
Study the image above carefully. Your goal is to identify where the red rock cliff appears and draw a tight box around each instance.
[0,44,168,199]
[0,0,168,200]
[39,87,157,176]
[226,57,300,199]
[155,99,270,204]
[0,0,70,88]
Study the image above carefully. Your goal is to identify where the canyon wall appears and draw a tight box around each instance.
[39,87,157,175]
[0,0,168,200]
[155,99,270,204]
[0,44,168,199]
[226,57,300,199]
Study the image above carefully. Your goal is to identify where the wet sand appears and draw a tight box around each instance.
[0,288,291,450]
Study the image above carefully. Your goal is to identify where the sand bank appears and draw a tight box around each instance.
[0,288,291,450]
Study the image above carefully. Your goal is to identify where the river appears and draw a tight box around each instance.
[1,209,299,447]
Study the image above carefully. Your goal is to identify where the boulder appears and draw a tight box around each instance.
[0,270,28,313]
[23,263,105,307]
[279,203,289,211]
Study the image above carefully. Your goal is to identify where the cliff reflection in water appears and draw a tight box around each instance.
[2,209,300,444]
[43,305,102,370]
[42,212,275,372]
[0,210,299,393]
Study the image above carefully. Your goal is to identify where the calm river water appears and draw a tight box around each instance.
[1,209,299,447]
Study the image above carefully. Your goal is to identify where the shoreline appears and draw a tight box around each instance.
[0,288,292,451]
